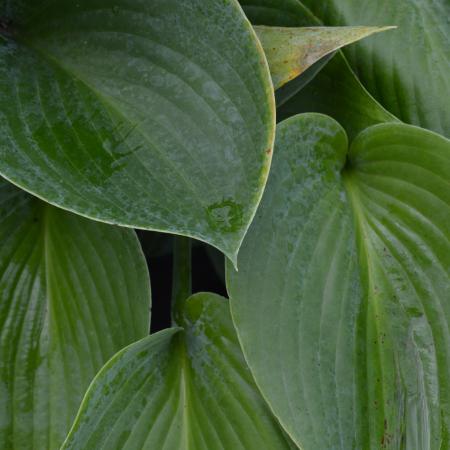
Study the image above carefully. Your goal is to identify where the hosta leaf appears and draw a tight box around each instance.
[0,180,151,450]
[0,0,275,264]
[227,114,450,449]
[255,25,393,90]
[240,0,397,139]
[241,0,314,27]
[299,0,450,137]
[278,54,398,140]
[61,293,293,450]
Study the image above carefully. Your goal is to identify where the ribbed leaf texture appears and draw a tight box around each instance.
[62,293,294,450]
[228,114,450,449]
[0,180,151,449]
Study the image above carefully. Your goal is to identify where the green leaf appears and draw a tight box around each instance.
[255,25,393,90]
[298,0,450,137]
[278,54,398,140]
[0,180,151,450]
[240,0,397,139]
[61,293,294,450]
[227,114,450,449]
[0,0,275,264]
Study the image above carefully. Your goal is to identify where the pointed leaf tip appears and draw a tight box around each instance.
[255,25,395,89]
[0,0,274,255]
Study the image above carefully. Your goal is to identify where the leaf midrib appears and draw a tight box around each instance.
[179,337,191,450]
[41,204,54,449]
[343,171,392,446]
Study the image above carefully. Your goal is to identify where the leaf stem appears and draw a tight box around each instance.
[171,236,192,325]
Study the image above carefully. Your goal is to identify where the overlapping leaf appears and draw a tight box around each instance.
[227,114,450,449]
[61,293,293,450]
[0,0,275,263]
[274,51,335,108]
[255,25,392,90]
[240,0,397,139]
[0,180,151,449]
[300,0,450,136]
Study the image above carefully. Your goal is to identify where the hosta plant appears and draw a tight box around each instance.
[0,0,448,449]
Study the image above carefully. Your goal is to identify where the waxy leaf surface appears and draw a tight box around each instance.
[299,0,450,137]
[0,180,151,450]
[62,293,293,450]
[241,0,397,139]
[0,0,275,263]
[227,114,450,449]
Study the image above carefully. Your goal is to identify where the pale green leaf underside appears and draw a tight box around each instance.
[227,114,450,449]
[0,0,275,263]
[240,0,398,139]
[62,293,293,450]
[0,179,151,450]
[255,25,393,90]
[299,0,450,137]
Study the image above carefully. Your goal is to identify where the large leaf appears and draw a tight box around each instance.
[240,0,397,139]
[0,180,151,449]
[299,0,450,137]
[61,293,294,450]
[278,54,399,140]
[255,25,392,90]
[227,114,450,449]
[0,0,275,264]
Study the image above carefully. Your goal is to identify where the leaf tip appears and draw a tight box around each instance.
[229,253,239,272]
[376,25,398,32]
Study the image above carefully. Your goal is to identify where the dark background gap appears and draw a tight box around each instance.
[137,231,227,333]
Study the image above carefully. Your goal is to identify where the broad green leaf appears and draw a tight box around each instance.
[61,293,294,450]
[240,0,397,139]
[255,25,393,90]
[241,0,314,26]
[278,54,399,140]
[227,114,450,449]
[0,0,275,264]
[0,179,151,450]
[298,0,450,137]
